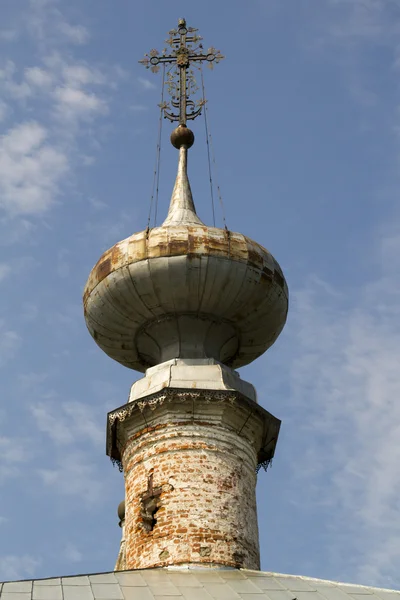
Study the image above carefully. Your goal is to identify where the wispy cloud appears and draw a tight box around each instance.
[130,104,148,112]
[326,0,398,44]
[252,4,400,584]
[0,264,11,282]
[64,543,83,563]
[38,452,105,506]
[53,85,107,121]
[0,321,21,367]
[0,1,126,219]
[0,121,68,215]
[0,30,19,43]
[25,66,53,89]
[88,196,107,210]
[137,76,156,91]
[27,0,89,48]
[282,229,400,587]
[31,400,103,447]
[0,554,41,581]
[0,435,32,484]
[0,100,8,122]
[56,21,89,45]
[0,216,36,245]
[0,437,31,466]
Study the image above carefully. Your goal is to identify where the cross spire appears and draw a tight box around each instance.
[139,18,224,126]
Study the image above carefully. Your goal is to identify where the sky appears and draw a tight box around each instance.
[0,0,400,590]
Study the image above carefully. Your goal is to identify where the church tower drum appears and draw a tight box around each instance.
[83,18,288,571]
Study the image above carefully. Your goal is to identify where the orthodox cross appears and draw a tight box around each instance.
[139,18,224,125]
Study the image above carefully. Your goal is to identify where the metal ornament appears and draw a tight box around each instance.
[139,17,224,125]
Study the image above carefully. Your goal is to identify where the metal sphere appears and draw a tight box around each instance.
[117,500,125,522]
[170,125,195,149]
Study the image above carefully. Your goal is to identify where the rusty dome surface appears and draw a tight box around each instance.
[83,224,288,372]
[83,141,288,372]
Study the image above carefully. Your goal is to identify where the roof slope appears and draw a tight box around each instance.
[0,569,399,600]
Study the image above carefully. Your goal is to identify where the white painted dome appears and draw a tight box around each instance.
[83,138,288,373]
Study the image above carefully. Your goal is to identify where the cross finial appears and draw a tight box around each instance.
[139,18,224,126]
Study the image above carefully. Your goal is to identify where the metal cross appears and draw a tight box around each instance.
[142,473,162,502]
[140,473,162,531]
[139,18,224,125]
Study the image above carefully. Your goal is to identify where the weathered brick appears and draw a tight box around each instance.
[114,392,270,570]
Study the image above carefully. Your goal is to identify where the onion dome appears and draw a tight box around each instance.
[83,125,288,373]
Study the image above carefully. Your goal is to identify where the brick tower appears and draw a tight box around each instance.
[83,18,288,571]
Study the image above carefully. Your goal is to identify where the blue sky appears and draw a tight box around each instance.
[1,0,400,590]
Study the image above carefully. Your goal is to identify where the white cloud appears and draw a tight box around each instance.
[25,66,53,89]
[0,100,9,122]
[29,0,58,7]
[0,121,68,215]
[138,76,156,91]
[31,400,103,447]
[53,86,107,120]
[0,1,127,221]
[0,554,41,581]
[0,264,11,282]
[62,402,103,446]
[130,104,148,112]
[0,58,109,124]
[0,29,19,42]
[283,230,400,587]
[0,437,30,465]
[19,371,48,390]
[81,155,95,167]
[327,0,385,40]
[88,197,107,210]
[21,302,39,321]
[0,257,31,286]
[31,402,75,445]
[2,120,46,154]
[0,217,36,245]
[64,542,83,563]
[62,64,105,87]
[0,61,32,101]
[0,434,32,485]
[0,320,21,366]
[38,452,105,505]
[27,0,89,47]
[57,21,89,45]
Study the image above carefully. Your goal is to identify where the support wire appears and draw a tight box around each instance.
[147,63,166,229]
[200,66,228,230]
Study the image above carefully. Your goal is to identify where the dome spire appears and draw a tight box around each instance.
[139,18,224,226]
[163,125,203,225]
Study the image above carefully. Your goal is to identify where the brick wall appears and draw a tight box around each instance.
[118,395,265,570]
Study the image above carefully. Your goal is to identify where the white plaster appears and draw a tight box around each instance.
[129,359,257,403]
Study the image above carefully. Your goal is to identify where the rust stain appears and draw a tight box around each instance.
[85,225,284,298]
[96,257,112,281]
[247,247,263,270]
[161,238,189,256]
[83,221,289,373]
